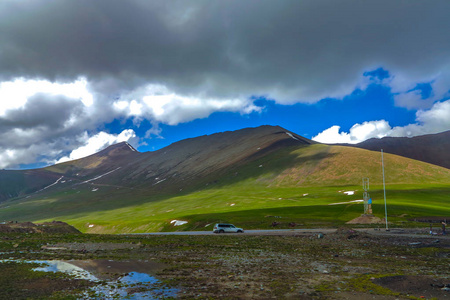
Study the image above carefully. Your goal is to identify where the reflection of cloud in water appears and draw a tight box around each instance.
[33,260,98,281]
[7,259,177,299]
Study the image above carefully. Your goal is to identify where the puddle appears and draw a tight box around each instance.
[88,271,177,299]
[1,259,177,299]
[33,260,98,281]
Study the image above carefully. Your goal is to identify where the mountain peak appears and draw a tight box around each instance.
[97,141,138,157]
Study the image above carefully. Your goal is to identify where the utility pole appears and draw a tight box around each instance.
[381,149,389,231]
[362,178,370,215]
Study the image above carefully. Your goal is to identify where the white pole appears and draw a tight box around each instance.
[381,149,389,231]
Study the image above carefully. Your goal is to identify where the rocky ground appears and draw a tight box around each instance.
[0,228,449,299]
[0,221,80,234]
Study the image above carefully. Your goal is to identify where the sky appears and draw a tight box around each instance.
[0,0,449,169]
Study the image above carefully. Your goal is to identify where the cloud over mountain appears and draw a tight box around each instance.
[313,100,450,144]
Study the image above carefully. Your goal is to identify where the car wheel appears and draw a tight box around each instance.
[237,230,243,233]
[219,229,224,233]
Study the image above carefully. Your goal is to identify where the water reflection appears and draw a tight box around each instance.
[3,259,177,299]
[33,260,98,281]
[89,271,177,299]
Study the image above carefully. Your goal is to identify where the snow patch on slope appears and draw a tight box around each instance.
[80,167,121,184]
[286,132,299,141]
[154,178,166,185]
[36,176,64,193]
[171,220,188,226]
[125,142,136,152]
[329,200,363,205]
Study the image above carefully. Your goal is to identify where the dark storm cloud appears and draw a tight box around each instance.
[1,94,84,130]
[1,0,449,102]
[0,94,87,150]
[0,91,129,168]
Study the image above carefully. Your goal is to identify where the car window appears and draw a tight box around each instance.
[218,224,236,228]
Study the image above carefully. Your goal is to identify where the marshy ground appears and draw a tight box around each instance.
[0,228,449,299]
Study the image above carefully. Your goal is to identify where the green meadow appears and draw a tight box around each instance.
[0,144,449,233]
[2,182,448,234]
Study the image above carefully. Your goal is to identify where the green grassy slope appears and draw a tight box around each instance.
[0,169,63,201]
[0,144,449,233]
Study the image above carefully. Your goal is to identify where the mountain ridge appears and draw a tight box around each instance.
[1,126,449,203]
[86,125,315,190]
[0,125,315,201]
[344,130,450,169]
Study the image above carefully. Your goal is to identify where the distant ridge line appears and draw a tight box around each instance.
[341,130,450,169]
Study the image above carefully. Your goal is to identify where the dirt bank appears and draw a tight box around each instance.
[0,221,80,234]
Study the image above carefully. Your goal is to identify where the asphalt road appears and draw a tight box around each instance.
[128,228,450,239]
[130,229,333,235]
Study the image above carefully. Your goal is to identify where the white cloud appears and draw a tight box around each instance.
[313,99,450,144]
[113,84,262,125]
[56,129,137,164]
[145,122,163,139]
[417,100,450,127]
[349,120,392,141]
[391,68,450,110]
[389,99,450,137]
[0,76,262,168]
[0,143,61,169]
[394,89,434,110]
[312,121,391,144]
[312,126,350,144]
[0,77,93,116]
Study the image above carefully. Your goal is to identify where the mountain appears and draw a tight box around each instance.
[0,125,449,233]
[0,168,61,201]
[0,142,141,202]
[110,125,313,191]
[0,126,312,201]
[347,131,450,169]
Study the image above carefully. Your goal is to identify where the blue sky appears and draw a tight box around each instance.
[0,1,449,169]
[104,71,420,152]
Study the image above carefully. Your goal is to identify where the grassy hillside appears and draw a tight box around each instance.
[1,144,448,233]
[0,169,63,201]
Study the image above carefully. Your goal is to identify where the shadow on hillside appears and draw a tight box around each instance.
[171,202,450,232]
[192,145,337,190]
[168,204,364,231]
[4,184,449,232]
[0,146,340,222]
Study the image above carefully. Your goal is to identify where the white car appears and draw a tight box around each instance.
[213,223,244,233]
